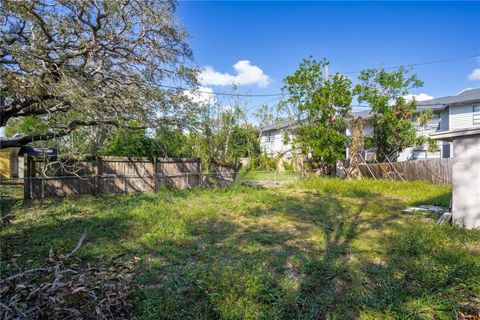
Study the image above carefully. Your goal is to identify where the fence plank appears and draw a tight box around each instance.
[357,159,452,185]
[25,156,201,198]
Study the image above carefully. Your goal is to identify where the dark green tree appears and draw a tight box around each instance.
[103,128,154,157]
[282,57,353,169]
[230,124,260,159]
[354,67,433,162]
[153,127,194,158]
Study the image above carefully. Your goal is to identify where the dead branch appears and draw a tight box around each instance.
[1,229,139,319]
[65,228,87,259]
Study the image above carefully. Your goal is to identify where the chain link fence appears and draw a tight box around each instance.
[1,170,313,200]
[21,172,238,200]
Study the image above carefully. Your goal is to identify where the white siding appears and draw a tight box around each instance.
[346,121,373,138]
[397,142,442,161]
[450,104,476,130]
[397,113,442,161]
[259,129,296,157]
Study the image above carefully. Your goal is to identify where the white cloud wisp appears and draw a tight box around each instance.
[199,60,271,87]
[183,86,216,105]
[468,68,480,81]
[404,93,434,102]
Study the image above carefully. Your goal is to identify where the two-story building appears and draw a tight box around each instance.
[258,120,300,160]
[258,88,480,162]
[412,88,480,159]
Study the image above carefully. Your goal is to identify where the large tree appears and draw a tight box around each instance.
[354,67,431,162]
[282,57,352,169]
[0,0,196,149]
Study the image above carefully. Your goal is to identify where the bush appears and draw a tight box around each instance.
[282,160,294,171]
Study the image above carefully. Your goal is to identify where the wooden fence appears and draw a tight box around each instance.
[356,158,452,185]
[24,156,202,199]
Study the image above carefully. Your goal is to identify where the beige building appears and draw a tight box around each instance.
[431,127,480,229]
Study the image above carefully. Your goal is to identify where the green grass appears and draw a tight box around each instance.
[237,170,301,183]
[1,178,479,319]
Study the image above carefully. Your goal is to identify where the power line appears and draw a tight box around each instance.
[163,54,479,98]
[244,96,283,111]
[339,54,480,75]
[159,84,283,97]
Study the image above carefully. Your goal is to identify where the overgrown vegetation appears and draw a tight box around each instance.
[354,67,437,162]
[2,178,479,319]
[282,57,353,171]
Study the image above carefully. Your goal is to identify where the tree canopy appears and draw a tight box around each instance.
[0,0,196,149]
[282,57,353,167]
[354,67,429,162]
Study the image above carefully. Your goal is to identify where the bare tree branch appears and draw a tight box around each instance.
[0,119,146,148]
[0,0,198,149]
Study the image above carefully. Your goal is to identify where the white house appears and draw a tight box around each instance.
[258,88,480,162]
[258,121,300,160]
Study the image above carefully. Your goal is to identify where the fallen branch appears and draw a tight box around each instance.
[65,228,87,259]
[1,230,139,319]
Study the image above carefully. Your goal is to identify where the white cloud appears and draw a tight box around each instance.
[183,86,216,105]
[404,93,434,101]
[468,68,480,81]
[199,60,271,87]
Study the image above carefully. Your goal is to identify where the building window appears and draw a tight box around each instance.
[266,133,275,142]
[412,150,427,160]
[474,105,480,125]
[423,113,440,130]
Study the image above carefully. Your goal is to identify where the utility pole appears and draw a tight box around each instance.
[325,64,329,81]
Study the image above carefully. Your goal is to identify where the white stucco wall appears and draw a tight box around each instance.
[452,135,480,229]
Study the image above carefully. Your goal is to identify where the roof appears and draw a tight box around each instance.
[18,146,59,156]
[430,126,480,141]
[259,110,373,132]
[416,88,480,112]
[351,110,372,119]
[258,120,298,132]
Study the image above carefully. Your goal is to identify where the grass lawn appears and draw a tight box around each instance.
[1,178,479,319]
[236,170,301,183]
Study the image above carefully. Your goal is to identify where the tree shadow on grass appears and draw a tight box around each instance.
[1,185,477,319]
[127,188,410,319]
[0,192,163,267]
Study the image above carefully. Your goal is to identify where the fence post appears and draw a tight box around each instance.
[93,157,98,196]
[24,155,33,200]
[123,161,127,195]
[153,158,157,191]
[197,158,201,187]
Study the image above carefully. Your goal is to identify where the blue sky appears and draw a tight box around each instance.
[176,1,480,113]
